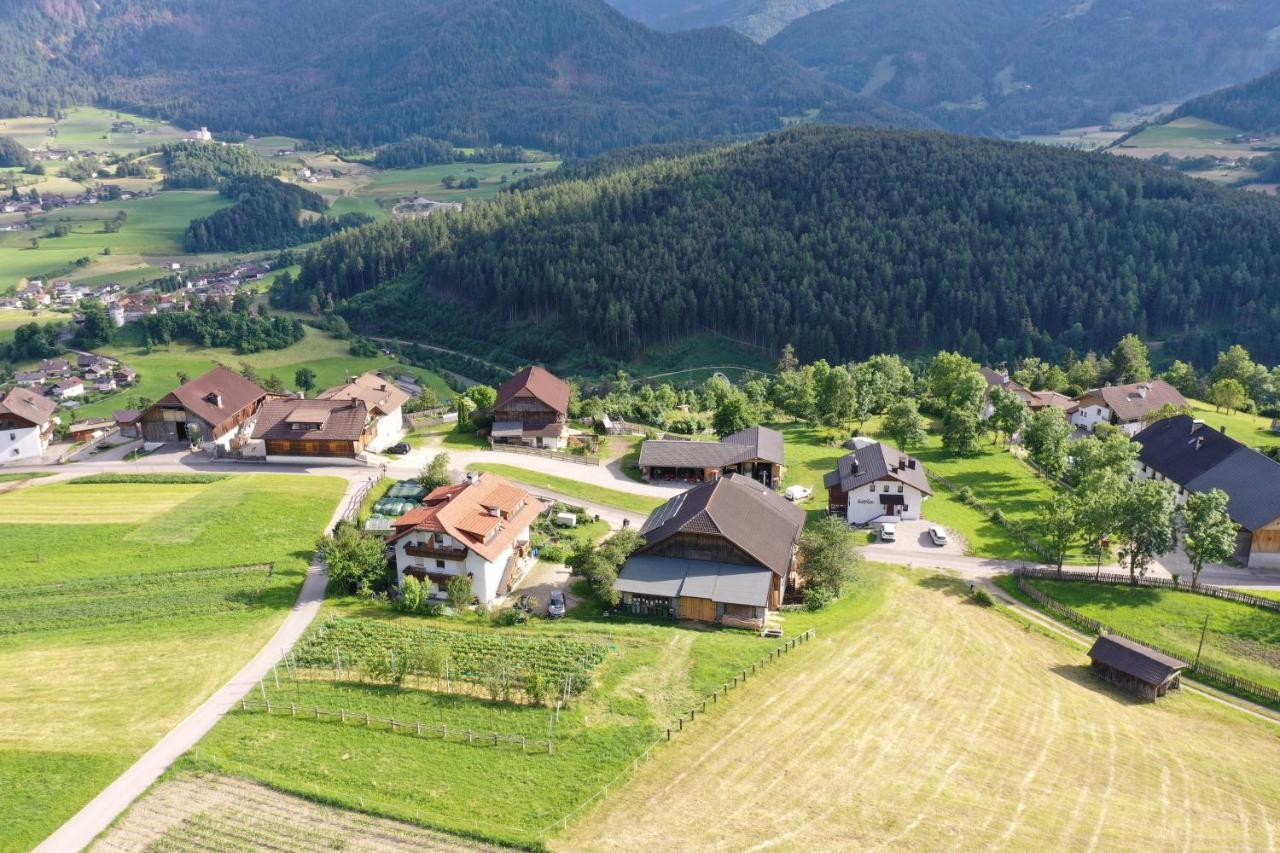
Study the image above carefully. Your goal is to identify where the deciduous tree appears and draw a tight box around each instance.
[1181,489,1237,588]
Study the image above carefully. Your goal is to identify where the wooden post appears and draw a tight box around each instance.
[290,702,296,717]
[340,708,346,723]
[416,721,422,735]
[1194,614,1210,669]
[364,712,370,727]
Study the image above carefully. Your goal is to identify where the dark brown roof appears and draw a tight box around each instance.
[494,366,570,415]
[153,366,267,436]
[1081,380,1187,423]
[823,441,932,496]
[0,387,57,426]
[1087,634,1187,686]
[637,473,805,578]
[253,398,369,443]
[113,409,142,425]
[638,426,785,469]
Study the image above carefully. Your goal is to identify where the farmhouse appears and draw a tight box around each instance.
[615,473,805,628]
[0,387,57,462]
[140,366,268,453]
[251,398,371,462]
[1087,634,1187,700]
[980,367,1035,418]
[491,366,570,449]
[1134,414,1280,568]
[113,409,142,439]
[389,473,543,604]
[825,439,932,525]
[315,372,409,452]
[637,426,786,487]
[1070,380,1186,436]
[50,377,85,399]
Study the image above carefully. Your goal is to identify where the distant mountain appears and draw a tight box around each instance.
[0,0,923,156]
[605,0,841,41]
[1173,69,1280,133]
[767,0,1280,136]
[274,125,1280,367]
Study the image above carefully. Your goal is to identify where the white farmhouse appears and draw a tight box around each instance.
[0,387,58,462]
[824,439,932,525]
[315,371,409,452]
[1070,380,1187,436]
[388,473,543,604]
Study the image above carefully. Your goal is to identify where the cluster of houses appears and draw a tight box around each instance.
[981,368,1189,436]
[0,353,139,461]
[0,187,153,223]
[1,279,123,312]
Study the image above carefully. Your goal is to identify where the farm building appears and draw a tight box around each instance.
[113,409,141,439]
[491,366,571,449]
[139,366,268,453]
[637,426,785,488]
[1134,414,1280,568]
[0,387,57,462]
[616,473,805,628]
[825,439,931,525]
[1086,634,1187,700]
[389,473,543,604]
[251,398,371,462]
[315,371,409,452]
[67,418,115,442]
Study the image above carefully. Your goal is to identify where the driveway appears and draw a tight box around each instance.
[506,557,580,616]
[864,519,966,556]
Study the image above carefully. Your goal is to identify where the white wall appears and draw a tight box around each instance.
[367,407,404,452]
[1070,404,1110,433]
[394,527,533,604]
[0,425,46,462]
[842,480,927,525]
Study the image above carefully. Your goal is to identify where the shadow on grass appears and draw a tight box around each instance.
[915,574,970,599]
[1049,664,1154,707]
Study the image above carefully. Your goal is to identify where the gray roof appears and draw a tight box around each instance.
[638,426,785,470]
[1136,415,1280,532]
[1088,634,1187,686]
[637,473,805,578]
[617,555,773,607]
[823,441,932,496]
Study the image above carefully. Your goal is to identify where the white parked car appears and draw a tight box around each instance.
[928,525,950,547]
[784,485,812,502]
[879,522,897,543]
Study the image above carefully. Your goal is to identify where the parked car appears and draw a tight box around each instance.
[385,442,410,455]
[547,590,566,618]
[928,525,950,547]
[784,485,812,502]
[879,522,897,543]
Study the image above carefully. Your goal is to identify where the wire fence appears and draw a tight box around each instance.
[1013,566,1280,614]
[1014,570,1280,708]
[236,697,555,754]
[487,441,600,466]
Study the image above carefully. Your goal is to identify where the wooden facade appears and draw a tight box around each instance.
[263,436,367,457]
[494,395,563,430]
[1089,660,1183,701]
[1253,518,1280,564]
[644,531,788,610]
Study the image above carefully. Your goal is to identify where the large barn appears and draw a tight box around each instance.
[139,366,268,454]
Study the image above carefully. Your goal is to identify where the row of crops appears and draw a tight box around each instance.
[0,564,274,636]
[292,618,613,704]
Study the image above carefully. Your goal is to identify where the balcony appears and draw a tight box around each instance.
[403,542,468,561]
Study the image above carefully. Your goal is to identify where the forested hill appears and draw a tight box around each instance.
[276,126,1280,367]
[605,0,842,41]
[0,0,922,156]
[1173,70,1280,133]
[766,0,1280,136]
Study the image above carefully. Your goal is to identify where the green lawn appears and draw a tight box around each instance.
[1011,577,1280,694]
[1124,117,1242,148]
[465,462,665,515]
[0,309,66,341]
[1186,399,1280,450]
[178,568,886,847]
[66,324,451,421]
[0,474,345,851]
[0,472,50,484]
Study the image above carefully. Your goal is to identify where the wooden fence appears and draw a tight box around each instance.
[1014,571,1280,708]
[237,697,554,754]
[1013,566,1280,614]
[538,627,818,838]
[488,441,600,466]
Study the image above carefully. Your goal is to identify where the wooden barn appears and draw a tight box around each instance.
[491,366,570,449]
[615,473,805,629]
[1087,634,1188,700]
[139,366,267,453]
[251,397,372,460]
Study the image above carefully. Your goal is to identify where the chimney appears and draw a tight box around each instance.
[205,392,222,408]
[898,456,907,470]
[908,459,917,470]
[489,506,501,518]
[465,472,479,485]
[1190,419,1205,434]
[1194,436,1204,451]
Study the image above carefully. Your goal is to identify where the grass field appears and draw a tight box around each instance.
[176,579,844,848]
[1010,577,1280,693]
[0,107,189,155]
[0,474,344,851]
[560,569,1280,850]
[325,160,560,220]
[1186,398,1280,449]
[0,191,231,285]
[65,323,452,421]
[465,462,665,515]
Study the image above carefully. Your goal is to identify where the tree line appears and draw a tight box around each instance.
[183,176,371,252]
[137,299,305,354]
[369,138,536,170]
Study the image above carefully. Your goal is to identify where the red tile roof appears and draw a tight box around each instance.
[390,473,544,562]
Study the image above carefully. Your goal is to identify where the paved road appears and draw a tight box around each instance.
[34,477,364,853]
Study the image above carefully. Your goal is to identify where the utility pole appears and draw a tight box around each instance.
[1194,614,1210,669]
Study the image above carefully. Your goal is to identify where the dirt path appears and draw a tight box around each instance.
[94,773,497,852]
[557,572,1280,851]
[34,477,365,853]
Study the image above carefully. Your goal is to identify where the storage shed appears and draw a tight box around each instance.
[1086,634,1188,700]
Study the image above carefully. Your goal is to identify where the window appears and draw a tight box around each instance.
[435,559,445,569]
[897,484,904,493]
[869,484,876,493]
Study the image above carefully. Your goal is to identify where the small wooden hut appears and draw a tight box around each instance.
[1087,634,1188,700]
